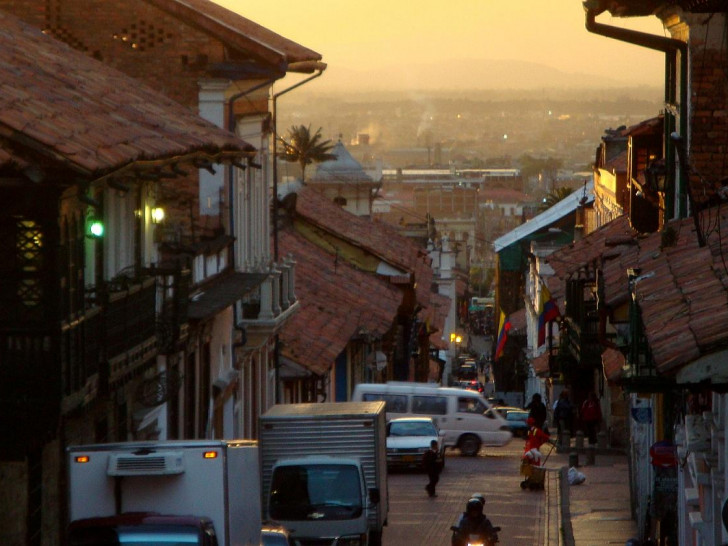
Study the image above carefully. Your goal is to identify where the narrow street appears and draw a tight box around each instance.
[383,440,546,546]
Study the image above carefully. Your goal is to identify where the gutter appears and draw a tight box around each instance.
[271,62,328,261]
[584,4,688,220]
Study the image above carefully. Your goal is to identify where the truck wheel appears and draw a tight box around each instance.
[369,530,383,546]
[459,434,481,457]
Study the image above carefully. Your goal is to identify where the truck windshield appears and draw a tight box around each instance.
[269,463,363,521]
[69,524,206,546]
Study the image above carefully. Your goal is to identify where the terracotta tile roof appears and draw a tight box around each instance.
[425,292,451,340]
[631,212,728,375]
[603,149,628,174]
[623,116,662,137]
[278,228,402,375]
[0,11,253,180]
[544,208,728,376]
[293,186,435,309]
[147,0,321,65]
[543,215,637,313]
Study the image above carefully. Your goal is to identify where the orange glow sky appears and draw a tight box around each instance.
[217,0,667,91]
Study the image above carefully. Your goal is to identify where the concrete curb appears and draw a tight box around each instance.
[559,466,575,546]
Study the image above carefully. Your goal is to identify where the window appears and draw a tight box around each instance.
[412,396,447,415]
[362,393,407,413]
[458,397,486,414]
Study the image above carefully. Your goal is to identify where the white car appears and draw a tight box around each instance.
[385,416,445,470]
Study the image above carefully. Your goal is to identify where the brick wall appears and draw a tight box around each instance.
[689,47,728,202]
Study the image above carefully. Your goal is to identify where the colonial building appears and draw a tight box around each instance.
[0,12,256,544]
[0,0,325,444]
[276,186,449,396]
[529,3,728,544]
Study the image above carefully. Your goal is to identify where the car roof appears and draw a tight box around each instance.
[388,416,436,424]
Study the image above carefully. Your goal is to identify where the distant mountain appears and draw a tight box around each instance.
[319,58,632,92]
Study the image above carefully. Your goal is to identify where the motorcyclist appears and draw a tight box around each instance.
[451,497,499,546]
[452,493,486,530]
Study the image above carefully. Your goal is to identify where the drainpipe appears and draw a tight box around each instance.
[584,4,688,220]
[270,62,326,404]
[271,61,327,261]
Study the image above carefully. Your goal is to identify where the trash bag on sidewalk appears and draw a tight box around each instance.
[567,466,586,485]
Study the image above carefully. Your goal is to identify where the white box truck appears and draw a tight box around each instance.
[66,440,261,546]
[259,402,388,546]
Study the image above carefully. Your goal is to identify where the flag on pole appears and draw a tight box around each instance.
[537,283,560,346]
[494,309,511,361]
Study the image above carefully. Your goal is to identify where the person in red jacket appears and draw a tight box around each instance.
[580,391,602,445]
[524,417,550,453]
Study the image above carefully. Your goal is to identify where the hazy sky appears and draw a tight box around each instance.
[218,0,667,91]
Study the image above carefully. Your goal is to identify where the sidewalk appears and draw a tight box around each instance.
[544,447,638,546]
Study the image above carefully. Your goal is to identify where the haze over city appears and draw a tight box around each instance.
[218,0,667,92]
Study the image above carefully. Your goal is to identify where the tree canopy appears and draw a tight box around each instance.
[280,124,336,183]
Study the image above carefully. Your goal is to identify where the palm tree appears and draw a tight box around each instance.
[539,186,574,211]
[279,124,336,184]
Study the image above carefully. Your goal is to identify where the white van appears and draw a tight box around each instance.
[351,382,512,456]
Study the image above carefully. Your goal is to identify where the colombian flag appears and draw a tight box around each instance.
[537,283,560,347]
[494,309,511,361]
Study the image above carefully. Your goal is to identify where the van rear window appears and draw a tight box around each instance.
[361,393,407,413]
[412,396,447,415]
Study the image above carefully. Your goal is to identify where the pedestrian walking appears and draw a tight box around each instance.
[423,439,442,497]
[525,393,548,433]
[580,391,602,445]
[553,390,574,437]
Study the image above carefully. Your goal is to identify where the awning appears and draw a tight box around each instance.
[187,272,267,320]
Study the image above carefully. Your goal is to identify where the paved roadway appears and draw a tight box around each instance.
[383,439,547,546]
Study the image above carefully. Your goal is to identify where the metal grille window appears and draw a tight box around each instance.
[0,217,45,323]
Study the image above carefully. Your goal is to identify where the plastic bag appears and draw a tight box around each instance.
[568,466,586,485]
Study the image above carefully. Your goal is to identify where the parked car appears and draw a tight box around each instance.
[495,408,530,438]
[455,362,479,380]
[385,416,445,470]
[454,379,486,394]
[261,522,300,546]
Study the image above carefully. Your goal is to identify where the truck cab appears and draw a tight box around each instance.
[259,402,388,546]
[268,456,375,545]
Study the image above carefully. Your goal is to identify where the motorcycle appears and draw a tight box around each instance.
[450,525,501,546]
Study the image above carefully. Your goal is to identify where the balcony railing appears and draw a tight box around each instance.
[239,255,299,344]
